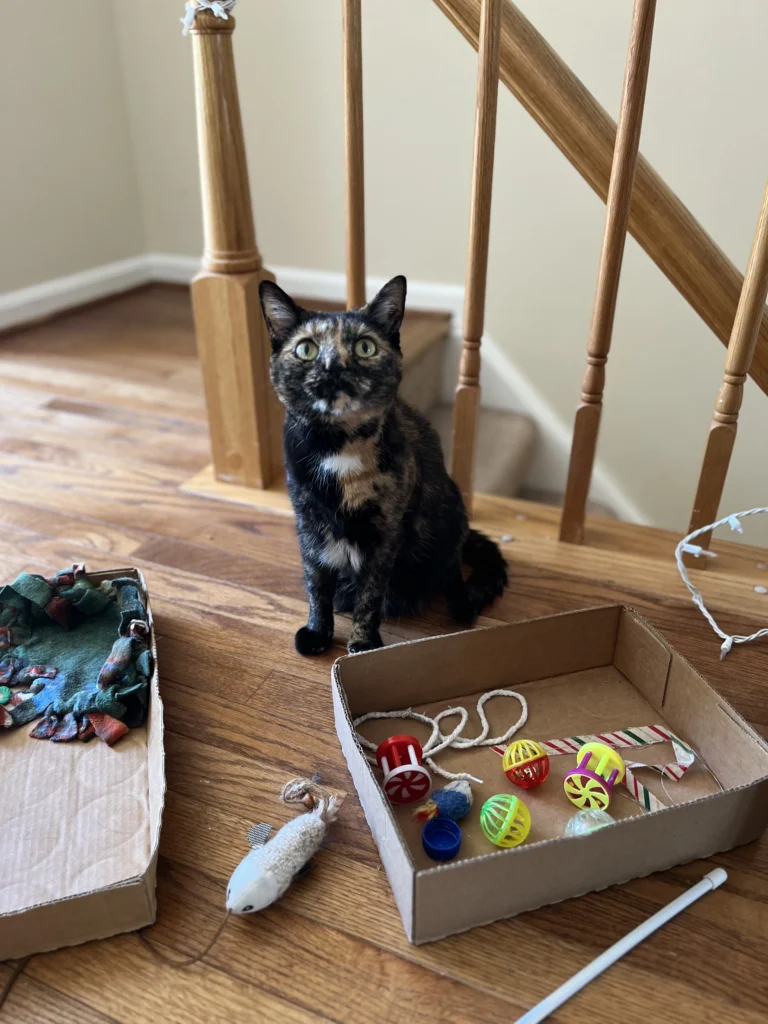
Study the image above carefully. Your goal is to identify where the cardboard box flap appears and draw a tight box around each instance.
[339,605,622,716]
[614,607,672,707]
[662,653,768,789]
[332,673,416,939]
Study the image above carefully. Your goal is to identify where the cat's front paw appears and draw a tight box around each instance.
[347,630,384,655]
[295,626,334,656]
[446,590,478,625]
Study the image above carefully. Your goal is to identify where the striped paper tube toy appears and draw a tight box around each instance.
[493,725,696,813]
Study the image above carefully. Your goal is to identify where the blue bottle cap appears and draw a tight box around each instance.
[422,817,462,861]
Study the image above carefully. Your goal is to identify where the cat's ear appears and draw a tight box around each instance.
[364,276,407,341]
[259,281,305,351]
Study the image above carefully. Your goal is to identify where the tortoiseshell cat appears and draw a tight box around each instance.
[259,275,507,655]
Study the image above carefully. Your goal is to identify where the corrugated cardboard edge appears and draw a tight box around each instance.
[0,566,165,959]
[413,776,768,944]
[332,606,768,945]
[331,672,416,941]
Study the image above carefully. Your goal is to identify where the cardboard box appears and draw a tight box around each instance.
[333,606,768,944]
[0,567,164,959]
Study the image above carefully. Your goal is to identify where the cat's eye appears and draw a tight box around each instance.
[354,337,377,358]
[294,340,319,361]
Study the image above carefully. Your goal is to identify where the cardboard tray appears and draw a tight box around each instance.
[0,567,164,959]
[333,606,768,944]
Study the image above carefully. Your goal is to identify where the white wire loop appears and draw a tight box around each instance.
[675,507,768,658]
[181,0,237,35]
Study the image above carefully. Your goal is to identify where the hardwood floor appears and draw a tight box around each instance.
[1,284,767,1023]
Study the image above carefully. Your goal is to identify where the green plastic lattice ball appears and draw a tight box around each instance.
[480,793,531,848]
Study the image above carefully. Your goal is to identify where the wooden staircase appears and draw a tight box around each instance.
[182,0,767,553]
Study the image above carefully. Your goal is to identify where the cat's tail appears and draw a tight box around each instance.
[450,529,508,623]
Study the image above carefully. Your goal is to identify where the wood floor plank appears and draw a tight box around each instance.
[0,460,304,568]
[0,364,207,418]
[157,794,768,1023]
[2,975,119,1024]
[142,859,516,1024]
[25,936,329,1024]
[0,410,208,473]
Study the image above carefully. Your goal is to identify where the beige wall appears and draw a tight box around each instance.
[0,1,143,292]
[9,0,768,538]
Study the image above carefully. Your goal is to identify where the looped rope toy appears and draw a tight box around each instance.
[675,507,768,658]
[181,0,237,35]
[354,688,528,784]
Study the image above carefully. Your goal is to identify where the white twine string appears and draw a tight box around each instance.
[181,0,237,35]
[354,689,528,784]
[675,506,768,658]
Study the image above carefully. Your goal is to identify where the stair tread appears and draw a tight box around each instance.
[431,403,537,498]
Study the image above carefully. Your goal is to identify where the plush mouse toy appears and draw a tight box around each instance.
[226,778,342,915]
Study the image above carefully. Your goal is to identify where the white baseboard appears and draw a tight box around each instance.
[0,252,650,524]
[0,253,205,333]
[0,256,149,332]
[145,253,201,284]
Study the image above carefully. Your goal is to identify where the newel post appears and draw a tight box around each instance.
[189,10,283,488]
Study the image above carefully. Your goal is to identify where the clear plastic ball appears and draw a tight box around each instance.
[564,808,614,837]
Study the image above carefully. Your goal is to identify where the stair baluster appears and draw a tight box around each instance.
[433,0,768,400]
[343,0,366,310]
[559,0,656,544]
[451,0,502,511]
[189,10,283,489]
[684,181,768,567]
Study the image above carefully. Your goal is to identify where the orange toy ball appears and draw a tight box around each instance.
[502,739,550,789]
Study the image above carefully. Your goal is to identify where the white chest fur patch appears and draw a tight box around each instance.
[319,453,364,478]
[320,539,363,574]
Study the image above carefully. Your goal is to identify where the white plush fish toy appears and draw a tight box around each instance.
[225,777,342,915]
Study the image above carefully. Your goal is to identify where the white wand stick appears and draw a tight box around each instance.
[516,868,727,1024]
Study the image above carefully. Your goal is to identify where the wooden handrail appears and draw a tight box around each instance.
[342,0,366,309]
[560,0,656,544]
[432,0,768,400]
[189,11,282,489]
[451,0,502,509]
[684,181,768,566]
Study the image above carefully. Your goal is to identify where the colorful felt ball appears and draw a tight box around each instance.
[0,686,11,705]
[413,780,473,823]
[502,738,550,788]
[480,793,531,848]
